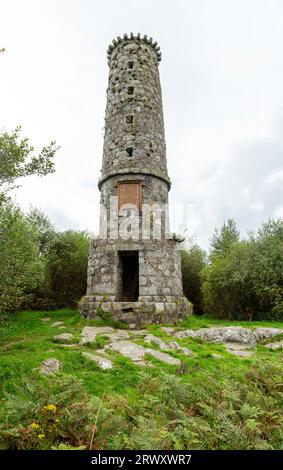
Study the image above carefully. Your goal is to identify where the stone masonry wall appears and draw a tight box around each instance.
[100,35,169,188]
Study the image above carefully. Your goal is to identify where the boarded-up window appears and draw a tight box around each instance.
[118,181,142,210]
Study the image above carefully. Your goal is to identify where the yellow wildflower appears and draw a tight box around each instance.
[42,404,57,412]
[30,422,40,430]
[38,434,45,440]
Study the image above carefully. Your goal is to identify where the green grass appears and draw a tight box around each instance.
[0,309,282,450]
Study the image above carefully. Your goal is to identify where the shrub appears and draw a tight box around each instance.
[0,374,98,450]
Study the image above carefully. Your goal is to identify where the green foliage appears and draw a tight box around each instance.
[0,200,89,316]
[43,230,89,309]
[0,127,58,197]
[0,201,44,318]
[0,374,98,450]
[0,309,282,450]
[210,218,240,260]
[86,334,110,350]
[181,245,206,314]
[202,219,283,320]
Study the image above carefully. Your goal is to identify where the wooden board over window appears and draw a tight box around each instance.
[118,181,142,210]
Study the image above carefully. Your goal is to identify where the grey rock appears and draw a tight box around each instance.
[108,340,180,365]
[147,350,180,365]
[108,341,147,362]
[161,326,175,334]
[174,329,197,339]
[40,358,61,375]
[129,329,148,336]
[82,352,113,369]
[80,326,114,345]
[144,334,170,350]
[41,317,51,322]
[105,329,130,341]
[264,340,283,350]
[51,321,64,327]
[254,328,283,341]
[173,326,283,346]
[177,346,196,357]
[54,333,74,342]
[225,343,254,358]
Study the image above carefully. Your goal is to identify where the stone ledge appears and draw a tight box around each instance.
[79,296,192,327]
[98,168,171,190]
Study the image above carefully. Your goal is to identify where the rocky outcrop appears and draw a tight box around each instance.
[174,326,283,345]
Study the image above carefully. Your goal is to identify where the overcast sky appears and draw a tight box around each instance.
[1,0,283,248]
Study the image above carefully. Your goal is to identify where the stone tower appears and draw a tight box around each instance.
[79,33,191,326]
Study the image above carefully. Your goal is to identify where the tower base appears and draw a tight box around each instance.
[79,238,192,327]
[79,296,192,328]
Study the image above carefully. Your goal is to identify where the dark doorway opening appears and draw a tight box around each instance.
[118,251,139,301]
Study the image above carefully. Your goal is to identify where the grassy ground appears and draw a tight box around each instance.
[0,309,282,450]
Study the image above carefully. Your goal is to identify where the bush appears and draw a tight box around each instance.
[0,202,44,318]
[202,219,283,320]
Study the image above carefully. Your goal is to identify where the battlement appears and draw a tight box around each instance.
[107,33,162,65]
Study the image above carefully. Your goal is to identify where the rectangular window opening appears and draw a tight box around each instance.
[128,86,134,95]
[128,61,134,69]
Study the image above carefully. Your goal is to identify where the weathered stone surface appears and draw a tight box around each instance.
[51,321,64,327]
[41,317,51,322]
[108,340,147,362]
[129,329,148,336]
[264,340,283,350]
[82,352,113,369]
[143,335,196,357]
[197,327,256,344]
[144,334,170,350]
[161,326,175,334]
[79,34,191,326]
[225,343,254,357]
[254,328,283,341]
[80,326,114,345]
[40,358,61,375]
[107,340,180,365]
[54,333,74,342]
[174,329,197,339]
[105,329,130,341]
[168,342,196,357]
[174,327,283,345]
[147,350,180,365]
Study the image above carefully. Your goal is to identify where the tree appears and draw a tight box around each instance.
[44,230,89,309]
[181,245,206,314]
[202,219,283,320]
[0,202,44,317]
[26,207,56,257]
[0,127,59,198]
[209,219,240,260]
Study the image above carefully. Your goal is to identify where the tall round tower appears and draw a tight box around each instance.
[80,34,191,326]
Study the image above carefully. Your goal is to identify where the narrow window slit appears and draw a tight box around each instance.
[128,86,134,95]
[126,147,133,157]
[126,115,133,124]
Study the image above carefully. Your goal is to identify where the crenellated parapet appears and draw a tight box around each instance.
[107,33,162,65]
